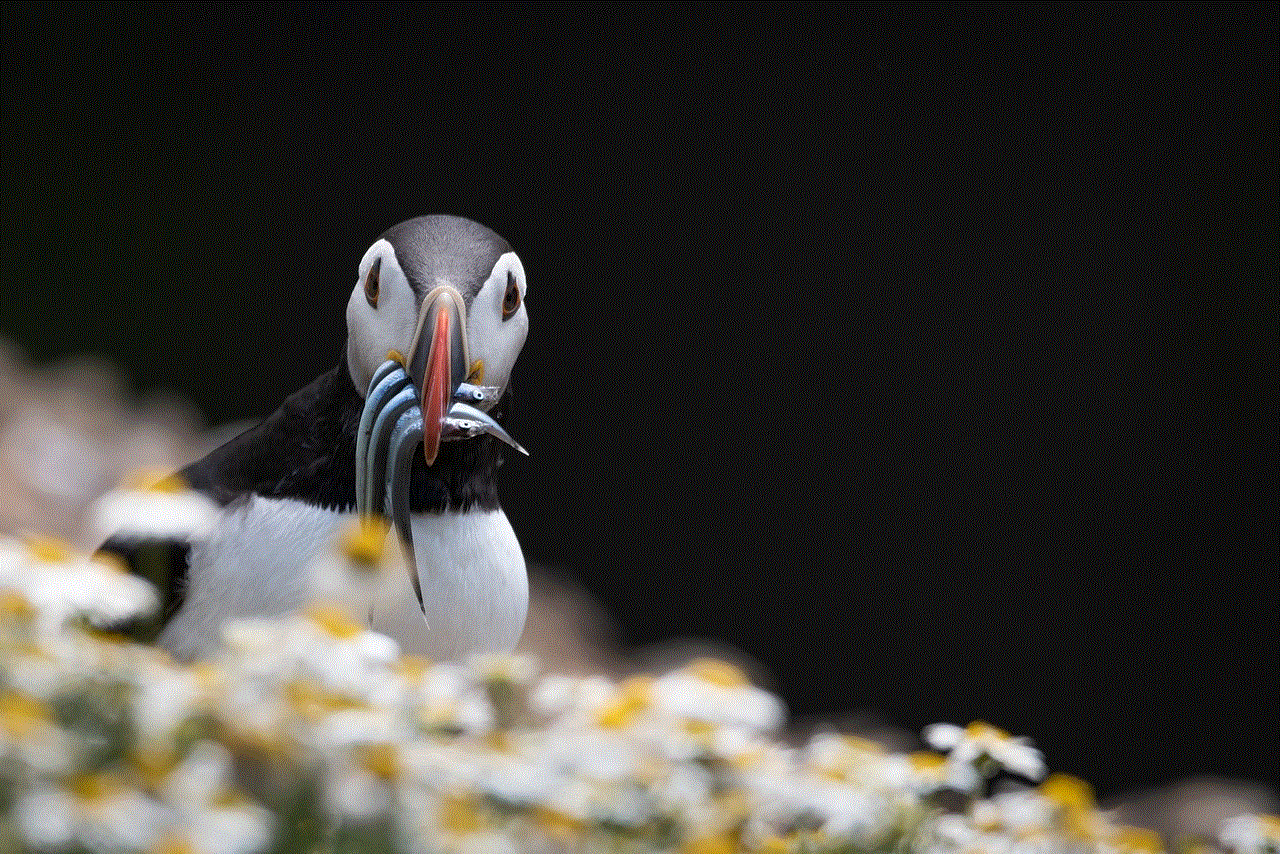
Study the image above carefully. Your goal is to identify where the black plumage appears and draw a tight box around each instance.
[182,354,507,515]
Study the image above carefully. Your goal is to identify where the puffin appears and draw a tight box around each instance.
[98,215,531,661]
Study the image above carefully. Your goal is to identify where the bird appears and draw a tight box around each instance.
[97,215,531,661]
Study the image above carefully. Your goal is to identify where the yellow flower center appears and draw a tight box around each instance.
[684,718,714,736]
[151,836,197,854]
[396,655,432,684]
[25,536,73,564]
[123,468,189,493]
[304,603,362,639]
[909,750,947,771]
[1110,826,1166,853]
[360,744,399,781]
[533,806,583,840]
[1040,773,1099,839]
[439,794,485,835]
[92,552,128,574]
[130,749,179,788]
[67,772,124,803]
[0,691,51,737]
[191,662,224,695]
[85,628,129,644]
[284,680,365,722]
[731,749,765,770]
[595,676,653,729]
[964,720,1012,742]
[681,833,736,854]
[341,518,389,567]
[689,658,748,688]
[212,788,253,809]
[758,836,793,854]
[0,591,34,618]
[1040,772,1095,809]
[484,730,511,752]
[842,734,886,755]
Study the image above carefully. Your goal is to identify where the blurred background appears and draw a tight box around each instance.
[1,0,1275,821]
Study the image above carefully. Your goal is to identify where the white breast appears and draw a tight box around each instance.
[159,496,527,662]
[371,510,528,661]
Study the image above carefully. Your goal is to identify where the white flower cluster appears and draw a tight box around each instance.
[0,535,158,635]
[87,472,220,544]
[1220,814,1280,854]
[0,531,1269,854]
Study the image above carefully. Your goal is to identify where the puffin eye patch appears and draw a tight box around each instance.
[502,270,521,320]
[364,257,382,308]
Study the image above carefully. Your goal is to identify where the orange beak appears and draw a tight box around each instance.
[407,285,469,466]
[420,306,451,464]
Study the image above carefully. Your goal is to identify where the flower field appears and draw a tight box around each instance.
[1,522,1275,854]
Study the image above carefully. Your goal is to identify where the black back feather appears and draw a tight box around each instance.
[180,355,506,514]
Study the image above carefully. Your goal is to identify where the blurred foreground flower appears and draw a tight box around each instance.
[0,535,157,635]
[0,532,1216,854]
[88,469,219,545]
[924,720,1046,784]
[1221,814,1280,854]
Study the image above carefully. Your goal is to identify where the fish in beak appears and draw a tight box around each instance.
[354,284,526,606]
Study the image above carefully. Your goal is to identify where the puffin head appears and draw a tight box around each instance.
[345,215,529,523]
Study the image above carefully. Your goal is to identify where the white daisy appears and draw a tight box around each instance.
[924,721,1046,781]
[0,535,157,632]
[162,741,275,854]
[88,469,219,543]
[323,759,394,822]
[13,785,76,849]
[650,659,784,732]
[0,691,75,776]
[130,658,215,746]
[476,754,562,808]
[1221,814,1280,854]
[409,660,495,735]
[875,750,981,794]
[528,674,616,727]
[32,775,170,853]
[971,788,1056,837]
[467,651,540,686]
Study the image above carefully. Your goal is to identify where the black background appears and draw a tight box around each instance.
[2,4,1276,799]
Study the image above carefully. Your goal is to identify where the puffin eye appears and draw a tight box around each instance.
[502,270,521,320]
[364,257,382,308]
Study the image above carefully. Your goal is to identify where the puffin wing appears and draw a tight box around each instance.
[96,366,361,642]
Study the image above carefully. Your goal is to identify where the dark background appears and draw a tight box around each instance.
[2,4,1275,799]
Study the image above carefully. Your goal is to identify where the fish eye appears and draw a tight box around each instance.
[502,270,521,320]
[365,257,381,308]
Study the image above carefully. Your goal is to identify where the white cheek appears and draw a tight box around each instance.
[468,253,528,395]
[346,242,419,395]
[484,307,527,393]
[345,293,377,393]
